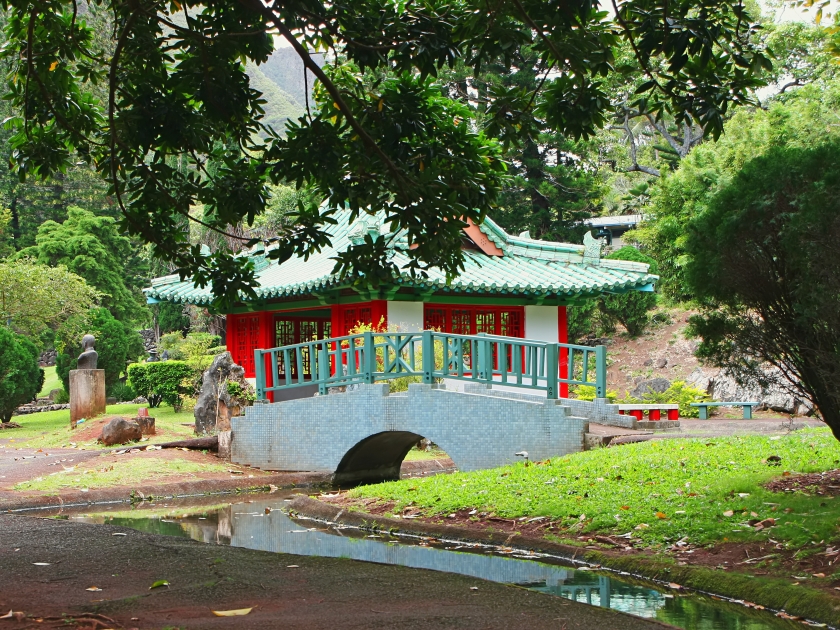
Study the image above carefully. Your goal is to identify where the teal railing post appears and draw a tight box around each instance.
[317,346,329,396]
[595,344,607,398]
[422,330,434,384]
[254,349,266,401]
[363,331,376,384]
[546,344,559,399]
[476,332,491,384]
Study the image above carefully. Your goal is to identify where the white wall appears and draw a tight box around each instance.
[524,305,559,343]
[387,301,424,332]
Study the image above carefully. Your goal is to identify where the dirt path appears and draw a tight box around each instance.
[0,514,674,630]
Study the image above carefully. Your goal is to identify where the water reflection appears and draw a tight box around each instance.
[73,497,801,630]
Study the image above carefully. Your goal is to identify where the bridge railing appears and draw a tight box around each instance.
[253,331,606,401]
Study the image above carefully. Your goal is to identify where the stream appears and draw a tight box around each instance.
[41,492,809,630]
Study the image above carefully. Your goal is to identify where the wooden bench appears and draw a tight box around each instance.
[689,401,760,420]
[617,404,679,421]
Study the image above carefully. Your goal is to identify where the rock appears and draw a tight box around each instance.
[194,352,254,435]
[99,417,142,446]
[132,396,148,404]
[709,369,814,415]
[685,368,712,393]
[631,378,671,398]
[48,389,62,401]
[655,357,668,369]
[643,359,653,367]
[106,397,117,405]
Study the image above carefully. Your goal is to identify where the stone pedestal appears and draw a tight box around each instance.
[69,369,106,428]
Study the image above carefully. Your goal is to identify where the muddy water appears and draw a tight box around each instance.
[49,493,805,630]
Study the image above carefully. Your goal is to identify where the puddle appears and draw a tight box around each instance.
[46,493,808,630]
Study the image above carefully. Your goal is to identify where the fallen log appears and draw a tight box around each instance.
[157,436,219,451]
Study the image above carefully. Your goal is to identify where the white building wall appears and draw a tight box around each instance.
[386,301,424,332]
[524,305,559,343]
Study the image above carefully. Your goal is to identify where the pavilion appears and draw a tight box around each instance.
[144,209,657,389]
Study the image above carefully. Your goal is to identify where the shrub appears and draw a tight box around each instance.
[107,381,136,402]
[573,385,618,403]
[226,381,255,403]
[53,388,70,404]
[0,328,43,421]
[623,380,709,417]
[127,361,193,409]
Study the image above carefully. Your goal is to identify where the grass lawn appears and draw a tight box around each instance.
[351,429,840,552]
[404,446,450,462]
[37,365,61,398]
[14,457,229,494]
[1,404,195,450]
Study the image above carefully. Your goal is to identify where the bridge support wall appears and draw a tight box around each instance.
[231,383,588,484]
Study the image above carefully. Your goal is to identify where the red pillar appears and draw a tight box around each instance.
[558,306,569,398]
[667,409,680,420]
[649,409,661,421]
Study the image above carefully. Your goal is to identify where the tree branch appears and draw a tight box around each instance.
[238,0,412,202]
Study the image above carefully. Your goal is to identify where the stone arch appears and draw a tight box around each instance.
[333,430,425,486]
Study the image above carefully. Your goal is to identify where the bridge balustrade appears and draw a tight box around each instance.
[253,331,607,402]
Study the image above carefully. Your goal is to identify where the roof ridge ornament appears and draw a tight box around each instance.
[349,214,381,245]
[583,230,604,265]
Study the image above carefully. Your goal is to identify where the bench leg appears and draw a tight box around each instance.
[630,410,643,421]
[618,410,625,415]
[698,406,708,420]
[649,409,661,421]
[743,406,753,419]
[667,409,679,421]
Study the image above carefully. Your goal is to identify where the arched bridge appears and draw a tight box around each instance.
[231,331,633,484]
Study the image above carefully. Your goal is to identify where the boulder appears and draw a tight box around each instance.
[99,417,142,446]
[686,367,712,393]
[48,389,62,401]
[631,378,671,398]
[709,370,814,415]
[194,352,254,435]
[655,357,668,369]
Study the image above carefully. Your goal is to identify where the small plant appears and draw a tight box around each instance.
[107,381,136,402]
[572,385,618,403]
[226,381,256,403]
[52,388,70,404]
[623,380,709,417]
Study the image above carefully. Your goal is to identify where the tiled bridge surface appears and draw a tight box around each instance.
[231,382,632,485]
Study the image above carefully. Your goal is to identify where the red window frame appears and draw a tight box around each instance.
[423,304,524,338]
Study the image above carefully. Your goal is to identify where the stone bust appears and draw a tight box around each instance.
[76,334,98,370]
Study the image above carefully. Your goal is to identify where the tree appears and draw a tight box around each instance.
[2,0,770,307]
[16,207,147,323]
[56,308,143,390]
[599,246,658,337]
[0,258,99,340]
[632,79,840,300]
[684,142,840,439]
[0,327,43,422]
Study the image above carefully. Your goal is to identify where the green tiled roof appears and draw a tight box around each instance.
[145,210,657,306]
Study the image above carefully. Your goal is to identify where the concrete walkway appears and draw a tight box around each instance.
[0,514,675,629]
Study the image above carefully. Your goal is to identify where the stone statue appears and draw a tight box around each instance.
[76,334,98,370]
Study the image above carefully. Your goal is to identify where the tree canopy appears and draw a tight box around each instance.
[631,79,840,300]
[2,0,770,307]
[685,142,840,439]
[0,257,99,340]
[0,327,42,422]
[16,207,146,323]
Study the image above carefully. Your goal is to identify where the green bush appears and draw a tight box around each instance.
[599,247,659,338]
[52,389,69,404]
[107,381,136,402]
[127,361,193,410]
[623,380,709,417]
[0,328,44,421]
[572,385,618,403]
[226,381,255,403]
